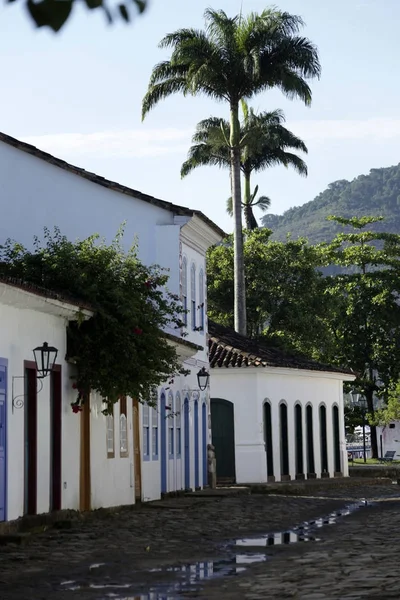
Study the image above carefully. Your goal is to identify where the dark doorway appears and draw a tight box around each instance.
[333,406,341,474]
[263,402,274,478]
[320,405,329,474]
[50,368,62,511]
[306,405,315,476]
[211,399,235,482]
[24,363,37,515]
[0,359,7,522]
[295,404,304,477]
[280,403,289,477]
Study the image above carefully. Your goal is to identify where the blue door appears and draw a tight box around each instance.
[160,392,167,494]
[202,402,207,486]
[184,398,190,490]
[194,400,199,488]
[0,359,7,522]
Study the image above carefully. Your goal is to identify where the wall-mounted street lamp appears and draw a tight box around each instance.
[12,341,58,412]
[197,367,210,391]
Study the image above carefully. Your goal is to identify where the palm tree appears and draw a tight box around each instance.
[142,8,320,335]
[226,186,271,230]
[182,103,307,230]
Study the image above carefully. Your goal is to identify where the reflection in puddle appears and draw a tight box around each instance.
[62,501,370,600]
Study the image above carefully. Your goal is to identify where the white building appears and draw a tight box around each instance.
[0,132,224,518]
[208,321,355,484]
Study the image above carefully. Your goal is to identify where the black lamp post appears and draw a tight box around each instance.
[197,367,210,391]
[33,342,58,379]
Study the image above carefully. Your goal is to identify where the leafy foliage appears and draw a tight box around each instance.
[373,382,400,426]
[262,164,400,243]
[0,228,185,414]
[7,0,147,33]
[207,228,329,355]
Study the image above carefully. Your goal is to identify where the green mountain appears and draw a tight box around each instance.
[262,164,400,243]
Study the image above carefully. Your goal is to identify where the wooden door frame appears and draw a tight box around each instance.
[24,361,37,515]
[132,398,142,502]
[50,366,62,511]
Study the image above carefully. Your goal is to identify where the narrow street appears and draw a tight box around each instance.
[1,481,400,599]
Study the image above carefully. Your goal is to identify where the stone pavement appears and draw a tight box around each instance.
[0,481,400,599]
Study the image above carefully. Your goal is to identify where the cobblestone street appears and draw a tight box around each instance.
[1,481,400,599]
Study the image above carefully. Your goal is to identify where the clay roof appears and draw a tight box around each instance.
[208,320,354,376]
[0,132,226,239]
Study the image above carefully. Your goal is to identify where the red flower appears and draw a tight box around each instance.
[145,280,152,288]
[72,382,78,390]
[72,404,83,413]
[133,327,143,335]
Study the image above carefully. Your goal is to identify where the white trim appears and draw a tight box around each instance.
[211,365,355,381]
[178,214,222,253]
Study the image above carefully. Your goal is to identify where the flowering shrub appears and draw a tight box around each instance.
[0,227,186,415]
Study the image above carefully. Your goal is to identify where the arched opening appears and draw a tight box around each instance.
[160,392,167,493]
[263,401,274,480]
[295,404,304,479]
[194,400,199,488]
[319,404,329,476]
[306,405,315,477]
[211,398,235,483]
[202,402,207,486]
[280,403,289,478]
[333,405,341,474]
[184,397,190,489]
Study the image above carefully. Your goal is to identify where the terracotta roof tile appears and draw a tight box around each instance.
[208,320,354,375]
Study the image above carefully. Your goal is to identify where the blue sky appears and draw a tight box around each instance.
[1,0,399,233]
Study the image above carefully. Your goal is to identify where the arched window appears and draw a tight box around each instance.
[199,269,205,332]
[333,405,341,473]
[191,262,196,330]
[294,404,303,477]
[264,401,274,478]
[306,405,315,476]
[182,256,188,326]
[119,396,128,457]
[176,392,182,457]
[320,404,328,474]
[143,402,150,459]
[280,403,289,477]
[168,391,174,458]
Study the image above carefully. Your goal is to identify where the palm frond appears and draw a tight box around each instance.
[181,144,229,178]
[142,78,189,119]
[226,196,233,216]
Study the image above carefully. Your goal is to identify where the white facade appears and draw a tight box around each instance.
[0,133,223,515]
[211,366,354,484]
[376,422,400,460]
[0,282,91,521]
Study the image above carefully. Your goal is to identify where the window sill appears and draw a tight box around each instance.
[120,451,129,458]
[107,452,115,459]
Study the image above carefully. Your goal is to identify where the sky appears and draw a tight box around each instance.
[1,0,400,233]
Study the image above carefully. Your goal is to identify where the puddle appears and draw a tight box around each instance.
[62,500,371,600]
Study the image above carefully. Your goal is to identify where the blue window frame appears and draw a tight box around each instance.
[142,402,150,460]
[168,391,174,458]
[176,392,182,457]
[182,256,188,326]
[191,262,196,330]
[199,268,205,332]
[152,391,159,460]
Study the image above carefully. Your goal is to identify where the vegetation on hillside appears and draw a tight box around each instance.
[262,164,400,243]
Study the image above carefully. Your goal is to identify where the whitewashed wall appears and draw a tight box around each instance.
[0,290,81,521]
[210,367,351,484]
[377,423,400,459]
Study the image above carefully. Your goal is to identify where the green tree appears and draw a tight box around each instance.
[373,382,400,425]
[0,227,185,414]
[181,103,307,230]
[142,8,320,335]
[207,228,329,354]
[7,0,146,32]
[320,216,400,457]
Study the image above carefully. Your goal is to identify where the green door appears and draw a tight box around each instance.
[211,398,236,482]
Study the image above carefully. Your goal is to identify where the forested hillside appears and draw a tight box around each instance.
[262,164,400,243]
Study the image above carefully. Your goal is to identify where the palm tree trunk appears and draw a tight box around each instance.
[243,171,253,230]
[230,102,247,336]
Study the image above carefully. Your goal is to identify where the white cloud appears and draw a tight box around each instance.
[23,128,192,159]
[291,118,400,142]
[21,118,400,161]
